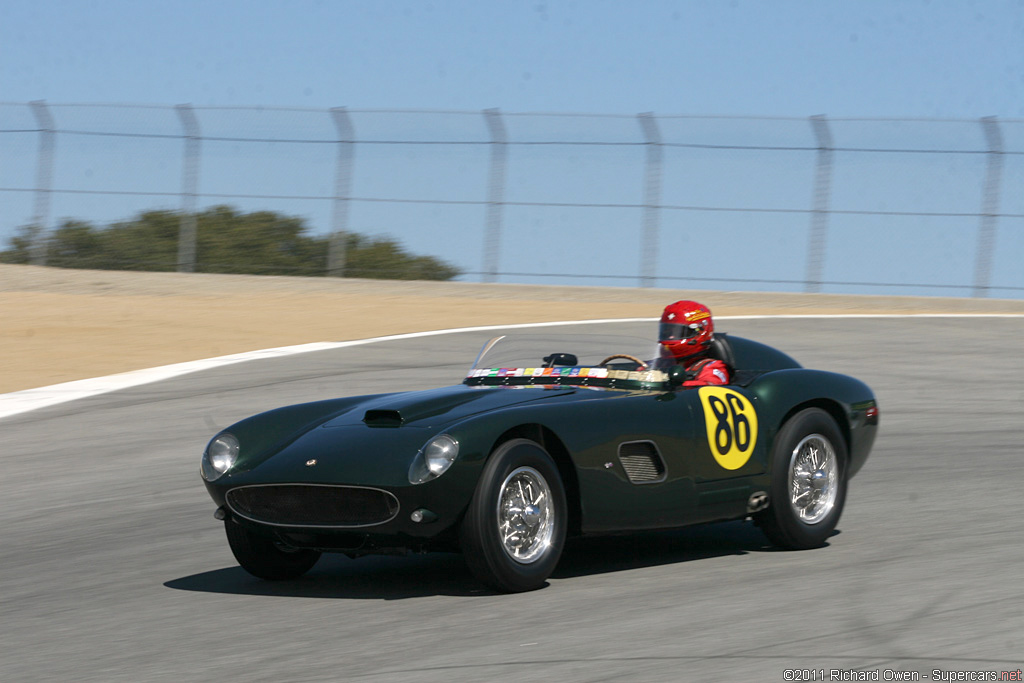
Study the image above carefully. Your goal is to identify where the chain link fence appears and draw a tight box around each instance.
[2,102,1022,297]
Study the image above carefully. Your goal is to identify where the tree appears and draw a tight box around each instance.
[1,206,460,280]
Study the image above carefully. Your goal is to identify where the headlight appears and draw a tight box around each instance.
[409,434,459,485]
[201,433,239,481]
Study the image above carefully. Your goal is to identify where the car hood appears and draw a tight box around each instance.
[321,384,576,429]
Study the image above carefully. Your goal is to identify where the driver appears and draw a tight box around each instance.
[658,300,730,386]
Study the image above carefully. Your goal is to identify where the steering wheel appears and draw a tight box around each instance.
[598,354,648,370]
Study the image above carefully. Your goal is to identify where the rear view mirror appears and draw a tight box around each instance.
[666,365,688,387]
[542,353,578,367]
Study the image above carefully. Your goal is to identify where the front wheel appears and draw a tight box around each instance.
[460,439,567,592]
[225,520,321,580]
[757,408,848,550]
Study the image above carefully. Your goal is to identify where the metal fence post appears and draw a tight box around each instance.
[28,101,55,267]
[482,108,507,283]
[328,107,355,277]
[637,113,663,288]
[175,104,200,273]
[973,116,1004,298]
[806,115,834,294]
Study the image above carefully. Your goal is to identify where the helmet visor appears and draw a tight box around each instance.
[659,322,704,341]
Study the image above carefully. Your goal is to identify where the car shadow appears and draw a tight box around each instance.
[554,520,788,579]
[164,522,835,600]
[164,552,487,600]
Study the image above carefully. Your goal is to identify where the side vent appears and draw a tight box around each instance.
[363,409,404,427]
[618,441,666,484]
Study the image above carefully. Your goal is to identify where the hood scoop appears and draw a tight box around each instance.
[363,409,404,428]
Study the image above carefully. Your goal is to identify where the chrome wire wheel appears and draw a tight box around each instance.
[461,439,567,592]
[497,466,554,564]
[788,433,839,525]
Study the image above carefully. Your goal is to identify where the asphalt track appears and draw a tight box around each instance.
[2,318,1023,682]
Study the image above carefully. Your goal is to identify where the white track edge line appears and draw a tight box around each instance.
[2,313,1023,420]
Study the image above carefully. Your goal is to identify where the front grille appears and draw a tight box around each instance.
[618,441,666,484]
[226,484,400,528]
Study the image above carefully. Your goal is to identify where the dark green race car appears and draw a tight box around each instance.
[201,331,878,592]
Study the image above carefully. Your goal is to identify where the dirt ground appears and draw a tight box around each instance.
[3,264,1023,394]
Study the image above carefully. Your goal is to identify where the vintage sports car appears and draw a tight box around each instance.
[201,331,878,592]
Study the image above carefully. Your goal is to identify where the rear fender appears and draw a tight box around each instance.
[747,369,877,478]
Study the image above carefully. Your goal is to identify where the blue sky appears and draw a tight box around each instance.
[3,1,1023,116]
[2,1,1024,296]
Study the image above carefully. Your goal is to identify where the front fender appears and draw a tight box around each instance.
[215,394,387,474]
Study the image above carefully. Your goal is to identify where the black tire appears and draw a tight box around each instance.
[757,408,848,550]
[460,438,568,592]
[224,520,321,580]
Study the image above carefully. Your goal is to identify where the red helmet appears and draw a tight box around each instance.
[659,300,714,361]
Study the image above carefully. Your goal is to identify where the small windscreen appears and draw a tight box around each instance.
[466,333,670,390]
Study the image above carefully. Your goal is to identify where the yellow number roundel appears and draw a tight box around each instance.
[698,387,759,470]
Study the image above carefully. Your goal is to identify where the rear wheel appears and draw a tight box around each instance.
[757,408,847,549]
[225,520,321,580]
[460,439,567,592]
